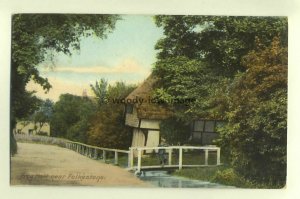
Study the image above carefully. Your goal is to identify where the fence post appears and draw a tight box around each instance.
[88,148,91,158]
[217,148,221,165]
[114,151,118,165]
[85,146,88,156]
[168,149,172,165]
[205,149,208,165]
[137,149,142,173]
[94,149,98,159]
[179,147,183,170]
[128,148,134,169]
[103,150,106,162]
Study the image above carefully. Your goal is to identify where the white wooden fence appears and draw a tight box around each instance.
[129,146,221,173]
[15,134,221,172]
[15,134,130,166]
[64,141,130,166]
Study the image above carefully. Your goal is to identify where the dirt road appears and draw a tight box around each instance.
[10,142,148,187]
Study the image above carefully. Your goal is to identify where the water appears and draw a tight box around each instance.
[138,171,234,188]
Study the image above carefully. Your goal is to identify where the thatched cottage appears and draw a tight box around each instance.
[124,75,172,150]
[124,74,221,148]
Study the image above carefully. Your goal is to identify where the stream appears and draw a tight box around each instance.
[138,171,235,188]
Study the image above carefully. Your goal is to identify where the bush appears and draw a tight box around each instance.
[87,105,132,149]
[160,117,190,145]
[212,168,248,187]
[217,38,287,187]
[212,168,285,188]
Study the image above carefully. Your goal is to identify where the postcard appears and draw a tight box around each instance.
[9,13,288,189]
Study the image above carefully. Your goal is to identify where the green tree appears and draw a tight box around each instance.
[10,91,42,154]
[51,94,96,142]
[159,117,190,145]
[31,99,54,135]
[90,78,108,107]
[11,14,119,155]
[152,56,222,121]
[153,16,288,186]
[217,38,287,186]
[87,82,136,149]
[155,15,287,76]
[153,16,287,121]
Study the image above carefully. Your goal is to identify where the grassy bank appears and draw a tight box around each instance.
[173,166,285,188]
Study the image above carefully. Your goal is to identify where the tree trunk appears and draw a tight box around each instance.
[10,118,17,156]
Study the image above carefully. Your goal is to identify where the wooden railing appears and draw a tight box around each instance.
[129,146,221,173]
[65,141,130,166]
[15,134,221,172]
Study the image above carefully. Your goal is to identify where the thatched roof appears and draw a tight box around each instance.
[126,74,156,101]
[125,74,173,120]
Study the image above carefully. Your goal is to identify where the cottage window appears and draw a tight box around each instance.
[192,120,221,145]
[204,121,215,132]
[194,120,205,131]
[126,104,134,114]
[193,120,220,133]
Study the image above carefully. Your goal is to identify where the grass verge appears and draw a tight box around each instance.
[174,166,285,188]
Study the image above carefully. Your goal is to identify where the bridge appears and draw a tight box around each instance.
[128,146,221,174]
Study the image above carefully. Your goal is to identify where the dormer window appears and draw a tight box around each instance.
[126,104,134,114]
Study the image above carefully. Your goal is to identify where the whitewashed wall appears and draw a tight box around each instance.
[145,130,160,153]
[15,121,50,136]
[140,119,160,129]
[131,128,145,147]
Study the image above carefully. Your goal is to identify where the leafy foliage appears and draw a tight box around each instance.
[50,81,135,149]
[153,56,223,120]
[50,94,97,142]
[31,99,53,135]
[90,78,108,106]
[155,15,287,76]
[11,14,119,154]
[217,38,287,185]
[153,15,287,186]
[159,117,190,145]
[87,82,136,149]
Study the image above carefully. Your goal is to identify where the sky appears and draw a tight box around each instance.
[26,15,164,102]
